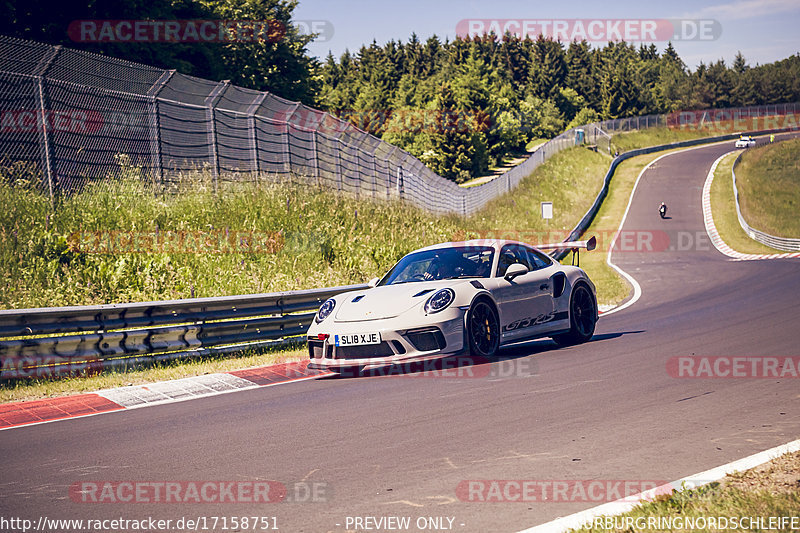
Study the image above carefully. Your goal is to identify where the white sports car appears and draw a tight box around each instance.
[307,237,598,374]
[735,136,756,148]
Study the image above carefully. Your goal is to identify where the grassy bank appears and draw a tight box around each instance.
[569,450,800,533]
[611,126,734,153]
[710,152,782,255]
[1,147,610,311]
[734,138,800,238]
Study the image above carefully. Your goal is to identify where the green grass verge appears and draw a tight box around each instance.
[711,152,784,255]
[611,126,734,153]
[1,147,611,310]
[734,138,800,238]
[568,450,800,533]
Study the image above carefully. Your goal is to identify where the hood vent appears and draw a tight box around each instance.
[351,295,365,303]
[413,289,435,297]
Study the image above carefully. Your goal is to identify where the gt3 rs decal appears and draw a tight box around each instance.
[503,311,568,332]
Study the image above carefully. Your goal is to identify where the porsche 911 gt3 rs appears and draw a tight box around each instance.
[307,237,598,373]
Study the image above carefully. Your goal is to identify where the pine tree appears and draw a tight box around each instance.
[426,83,483,183]
[733,52,748,74]
[566,40,597,108]
[527,36,567,100]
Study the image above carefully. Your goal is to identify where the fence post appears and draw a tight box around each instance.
[284,103,300,180]
[204,80,229,193]
[312,130,320,187]
[385,146,398,200]
[247,93,267,177]
[396,166,404,199]
[335,144,343,192]
[32,44,62,207]
[371,158,378,199]
[146,69,174,189]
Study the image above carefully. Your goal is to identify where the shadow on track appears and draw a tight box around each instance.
[319,330,645,379]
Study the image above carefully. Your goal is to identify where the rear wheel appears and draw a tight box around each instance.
[552,284,596,346]
[466,299,500,358]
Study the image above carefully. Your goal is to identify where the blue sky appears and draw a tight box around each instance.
[293,0,800,69]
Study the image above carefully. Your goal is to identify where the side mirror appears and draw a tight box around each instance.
[504,263,528,281]
[368,277,380,288]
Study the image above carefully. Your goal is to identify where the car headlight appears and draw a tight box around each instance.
[315,298,336,323]
[424,289,454,314]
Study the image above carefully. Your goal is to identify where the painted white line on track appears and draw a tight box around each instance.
[518,438,800,533]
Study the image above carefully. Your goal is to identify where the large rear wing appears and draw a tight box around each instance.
[537,236,596,267]
[537,235,597,252]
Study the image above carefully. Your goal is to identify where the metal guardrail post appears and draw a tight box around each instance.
[146,69,174,188]
[32,44,62,206]
[204,80,229,192]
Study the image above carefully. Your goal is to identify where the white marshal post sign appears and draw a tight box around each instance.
[541,201,553,222]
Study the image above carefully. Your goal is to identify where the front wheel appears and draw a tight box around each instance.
[466,299,500,358]
[552,284,597,346]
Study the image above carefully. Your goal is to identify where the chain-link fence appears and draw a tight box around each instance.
[2,35,799,216]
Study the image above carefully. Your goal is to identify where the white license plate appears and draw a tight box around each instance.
[335,332,381,346]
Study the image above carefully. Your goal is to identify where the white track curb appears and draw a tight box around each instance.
[702,152,800,260]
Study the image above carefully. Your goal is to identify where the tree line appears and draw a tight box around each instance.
[318,34,800,181]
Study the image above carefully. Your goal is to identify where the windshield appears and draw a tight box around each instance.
[379,246,495,286]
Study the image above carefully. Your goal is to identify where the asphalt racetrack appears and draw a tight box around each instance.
[2,137,799,533]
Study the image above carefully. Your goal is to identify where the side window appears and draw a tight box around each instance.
[524,246,553,271]
[497,245,534,277]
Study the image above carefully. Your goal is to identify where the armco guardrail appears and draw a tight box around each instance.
[732,150,800,251]
[0,284,366,379]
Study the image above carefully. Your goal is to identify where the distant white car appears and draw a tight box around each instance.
[735,136,756,148]
[307,237,598,374]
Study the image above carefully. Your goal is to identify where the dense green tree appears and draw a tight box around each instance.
[424,83,487,182]
[526,36,567,100]
[566,40,597,108]
[3,0,319,103]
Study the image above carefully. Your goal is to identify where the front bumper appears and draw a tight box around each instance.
[307,312,466,370]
